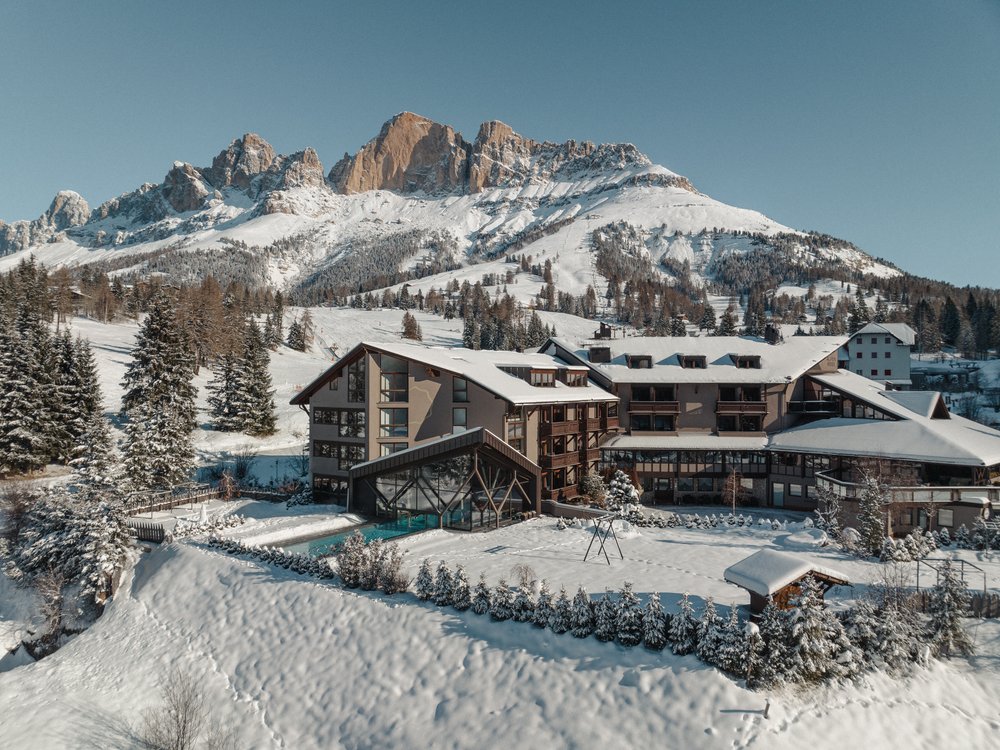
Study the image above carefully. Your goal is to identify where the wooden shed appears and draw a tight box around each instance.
[724,549,849,615]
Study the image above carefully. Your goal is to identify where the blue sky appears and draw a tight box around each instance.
[2,1,998,286]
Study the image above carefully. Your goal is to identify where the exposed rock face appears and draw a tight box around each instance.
[468,120,536,192]
[45,190,90,231]
[162,162,211,213]
[0,190,90,256]
[205,133,276,191]
[329,112,471,194]
[273,148,325,190]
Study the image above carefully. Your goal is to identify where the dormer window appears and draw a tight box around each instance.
[732,355,761,369]
[588,346,611,363]
[530,369,555,387]
[626,354,652,369]
[681,355,707,369]
[563,371,587,387]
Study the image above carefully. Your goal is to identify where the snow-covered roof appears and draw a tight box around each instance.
[292,341,619,407]
[810,370,940,420]
[853,322,916,346]
[724,550,849,597]
[881,390,944,419]
[602,434,768,452]
[547,335,845,385]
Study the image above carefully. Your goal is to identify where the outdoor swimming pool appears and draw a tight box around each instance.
[281,513,436,556]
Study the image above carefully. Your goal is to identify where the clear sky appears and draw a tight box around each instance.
[2,1,998,286]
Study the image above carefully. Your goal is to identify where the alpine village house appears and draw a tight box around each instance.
[292,330,1000,536]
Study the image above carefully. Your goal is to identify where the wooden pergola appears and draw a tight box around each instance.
[349,427,541,530]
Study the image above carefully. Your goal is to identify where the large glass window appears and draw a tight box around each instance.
[380,355,408,402]
[453,407,467,433]
[453,376,468,403]
[631,414,674,431]
[312,408,366,438]
[347,358,366,402]
[380,408,408,437]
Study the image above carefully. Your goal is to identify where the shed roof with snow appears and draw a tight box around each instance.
[723,549,849,609]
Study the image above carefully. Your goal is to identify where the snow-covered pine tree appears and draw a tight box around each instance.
[605,469,640,511]
[490,578,514,621]
[857,470,888,556]
[119,292,196,490]
[845,597,881,670]
[207,353,242,432]
[616,582,643,647]
[269,292,285,349]
[571,586,595,638]
[240,318,277,436]
[593,591,618,642]
[452,566,472,611]
[433,561,454,606]
[755,598,793,687]
[641,592,668,651]
[471,573,491,615]
[532,580,553,628]
[874,599,921,674]
[716,606,747,675]
[512,580,536,622]
[414,558,435,600]
[549,586,572,634]
[668,593,699,655]
[716,305,739,336]
[286,318,306,352]
[955,524,972,549]
[927,560,974,657]
[69,412,118,492]
[696,597,725,665]
[744,622,766,688]
[787,575,858,682]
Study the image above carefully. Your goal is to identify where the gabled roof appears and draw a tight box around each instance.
[291,340,618,407]
[546,335,845,385]
[854,322,916,346]
[724,550,849,597]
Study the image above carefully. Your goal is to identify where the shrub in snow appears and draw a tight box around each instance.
[696,597,724,665]
[471,573,491,615]
[616,582,643,648]
[641,593,668,651]
[593,591,618,642]
[926,560,974,658]
[955,524,972,549]
[579,472,607,505]
[512,582,536,622]
[414,559,435,601]
[285,490,313,508]
[337,532,367,588]
[452,566,472,611]
[549,586,573,634]
[490,579,514,621]
[935,527,952,547]
[533,581,554,628]
[172,512,246,540]
[433,561,454,606]
[571,587,595,638]
[668,593,699,656]
[555,517,567,531]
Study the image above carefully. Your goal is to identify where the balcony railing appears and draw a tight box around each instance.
[815,471,1000,506]
[629,400,680,414]
[541,451,580,468]
[716,401,767,415]
[788,400,839,414]
[540,421,578,436]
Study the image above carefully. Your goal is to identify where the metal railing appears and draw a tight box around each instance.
[815,471,1000,506]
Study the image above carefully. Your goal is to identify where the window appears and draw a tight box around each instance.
[885,337,892,344]
[885,352,892,359]
[564,371,587,387]
[696,477,714,492]
[380,442,408,457]
[733,355,761,369]
[531,370,555,387]
[631,414,674,431]
[856,351,863,359]
[312,441,364,470]
[453,376,468,403]
[884,369,892,377]
[312,408,366,438]
[379,408,408,437]
[452,407,467,433]
[380,355,408,402]
[871,352,878,359]
[626,354,652,369]
[870,369,878,376]
[938,509,954,528]
[681,355,707,369]
[871,337,877,344]
[855,337,862,344]
[788,483,802,497]
[347,358,366,402]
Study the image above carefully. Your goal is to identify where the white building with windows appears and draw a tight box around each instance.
[844,322,916,387]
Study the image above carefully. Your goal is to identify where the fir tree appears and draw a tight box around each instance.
[512,581,536,622]
[858,471,888,556]
[401,311,423,341]
[756,598,792,687]
[744,622,766,688]
[414,559,435,600]
[616,582,643,647]
[286,318,306,351]
[927,560,974,657]
[69,412,118,492]
[668,593,699,655]
[699,305,717,334]
[207,353,242,432]
[605,469,640,511]
[533,580,554,628]
[452,566,472,611]
[696,597,724,665]
[240,318,277,436]
[642,593,669,651]
[571,586,595,638]
[549,586,573,634]
[593,591,618,642]
[471,573,491,615]
[490,578,514,621]
[433,561,454,606]
[716,305,739,336]
[787,575,857,682]
[716,606,747,675]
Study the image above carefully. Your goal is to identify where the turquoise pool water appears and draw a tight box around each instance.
[282,514,435,556]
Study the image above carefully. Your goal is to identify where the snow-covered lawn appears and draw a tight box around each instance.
[3,518,1000,748]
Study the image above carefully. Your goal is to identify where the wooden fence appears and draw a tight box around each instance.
[125,485,224,516]
[126,520,166,543]
[913,590,1000,619]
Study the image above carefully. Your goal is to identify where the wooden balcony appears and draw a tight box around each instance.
[716,401,767,415]
[629,400,680,414]
[540,421,578,437]
[541,451,580,469]
[580,448,601,463]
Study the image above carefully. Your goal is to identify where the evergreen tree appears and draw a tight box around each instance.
[696,597,724,664]
[571,586,595,638]
[0,315,54,474]
[549,586,573,634]
[286,318,306,351]
[414,558,435,600]
[668,593,699,655]
[451,566,472,611]
[605,469,640,511]
[927,560,974,657]
[69,412,118,492]
[616,582,643,647]
[207,353,242,432]
[641,593,668,651]
[699,305,717,334]
[119,293,196,490]
[240,319,277,436]
[433,561,454,606]
[756,598,793,687]
[512,581,536,622]
[593,591,618,642]
[489,578,514,621]
[401,311,423,341]
[858,471,888,556]
[533,580,553,628]
[716,606,747,675]
[787,576,857,682]
[716,305,738,336]
[471,573,491,615]
[744,622,766,688]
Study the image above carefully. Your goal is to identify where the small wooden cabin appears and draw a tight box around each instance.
[724,549,849,615]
